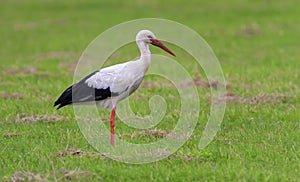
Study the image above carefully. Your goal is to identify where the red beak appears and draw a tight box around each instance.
[151,39,176,57]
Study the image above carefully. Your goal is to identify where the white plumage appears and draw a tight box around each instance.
[54,30,175,146]
[84,60,148,109]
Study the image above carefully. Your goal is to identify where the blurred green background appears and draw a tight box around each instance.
[1,0,299,181]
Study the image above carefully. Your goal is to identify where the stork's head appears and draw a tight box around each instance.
[136,30,176,57]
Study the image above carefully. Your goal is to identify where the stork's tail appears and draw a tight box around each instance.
[54,85,73,109]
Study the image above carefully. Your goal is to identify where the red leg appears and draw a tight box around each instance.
[110,107,116,146]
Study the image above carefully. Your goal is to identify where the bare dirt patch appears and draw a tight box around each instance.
[178,77,217,89]
[3,132,22,138]
[172,154,199,162]
[138,129,168,137]
[120,129,169,139]
[16,115,68,124]
[2,92,24,100]
[58,169,96,180]
[171,153,216,163]
[57,149,83,157]
[4,68,49,76]
[208,92,293,104]
[7,169,100,181]
[7,172,43,182]
[141,76,229,89]
[181,77,230,89]
[58,62,78,73]
[57,148,108,159]
[236,23,260,36]
[141,80,166,89]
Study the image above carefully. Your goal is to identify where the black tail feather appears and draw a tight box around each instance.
[54,71,98,109]
[54,85,73,109]
[54,71,115,110]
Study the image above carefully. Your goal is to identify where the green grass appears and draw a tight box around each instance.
[1,0,300,181]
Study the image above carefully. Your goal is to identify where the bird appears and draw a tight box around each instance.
[54,30,176,146]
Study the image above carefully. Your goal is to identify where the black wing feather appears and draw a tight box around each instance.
[54,71,116,109]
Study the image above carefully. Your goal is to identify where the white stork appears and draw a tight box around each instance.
[54,30,175,146]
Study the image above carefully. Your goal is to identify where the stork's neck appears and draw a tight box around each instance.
[137,40,151,62]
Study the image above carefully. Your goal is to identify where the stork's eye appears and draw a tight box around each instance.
[147,35,153,40]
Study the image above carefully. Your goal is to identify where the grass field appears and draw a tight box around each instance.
[1,0,300,181]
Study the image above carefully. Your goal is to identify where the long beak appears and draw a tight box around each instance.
[151,39,176,57]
